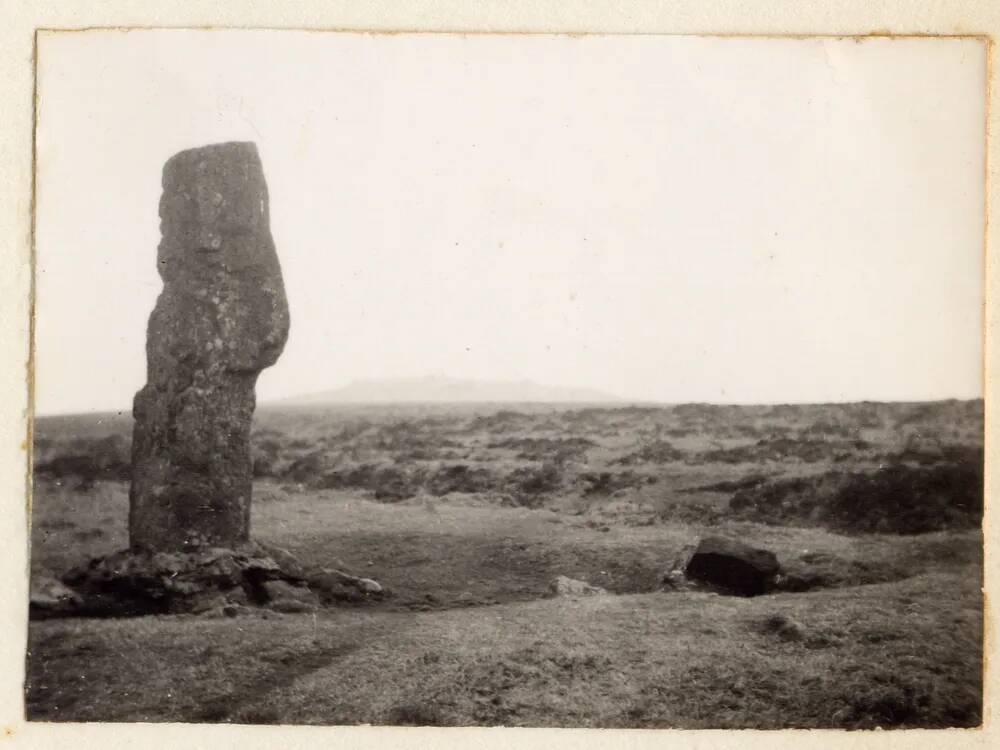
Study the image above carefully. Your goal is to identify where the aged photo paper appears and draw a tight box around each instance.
[1,2,998,750]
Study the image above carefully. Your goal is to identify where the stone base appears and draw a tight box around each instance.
[31,541,384,619]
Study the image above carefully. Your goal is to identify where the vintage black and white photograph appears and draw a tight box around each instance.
[25,30,985,729]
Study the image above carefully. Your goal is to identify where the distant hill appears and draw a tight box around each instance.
[275,376,622,405]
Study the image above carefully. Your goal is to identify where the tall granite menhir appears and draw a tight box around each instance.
[29,143,382,618]
[130,142,289,552]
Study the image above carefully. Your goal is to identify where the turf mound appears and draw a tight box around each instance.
[730,454,982,535]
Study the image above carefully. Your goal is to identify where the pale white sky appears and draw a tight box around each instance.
[35,31,985,415]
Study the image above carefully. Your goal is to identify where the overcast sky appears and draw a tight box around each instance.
[34,31,985,415]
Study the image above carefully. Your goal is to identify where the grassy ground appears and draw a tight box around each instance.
[25,563,982,728]
[25,400,984,727]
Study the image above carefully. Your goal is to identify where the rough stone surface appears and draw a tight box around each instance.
[60,545,295,616]
[353,577,384,595]
[261,579,319,608]
[29,575,84,618]
[549,575,609,597]
[684,536,781,597]
[187,588,249,615]
[307,568,387,603]
[660,542,699,591]
[44,543,386,618]
[253,542,311,580]
[129,141,289,552]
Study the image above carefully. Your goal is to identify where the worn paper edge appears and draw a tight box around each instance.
[1,1,997,748]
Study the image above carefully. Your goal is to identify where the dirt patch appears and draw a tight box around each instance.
[195,642,362,723]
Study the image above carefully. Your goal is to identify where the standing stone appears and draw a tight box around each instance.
[129,142,289,552]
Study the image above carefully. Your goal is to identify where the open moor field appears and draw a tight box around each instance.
[26,399,984,728]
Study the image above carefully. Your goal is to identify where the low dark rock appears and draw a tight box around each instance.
[684,536,781,597]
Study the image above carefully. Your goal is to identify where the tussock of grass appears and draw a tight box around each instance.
[698,436,872,464]
[614,440,684,465]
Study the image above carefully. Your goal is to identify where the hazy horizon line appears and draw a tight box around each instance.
[32,394,985,420]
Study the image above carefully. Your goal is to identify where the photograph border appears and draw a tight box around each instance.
[2,2,997,748]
